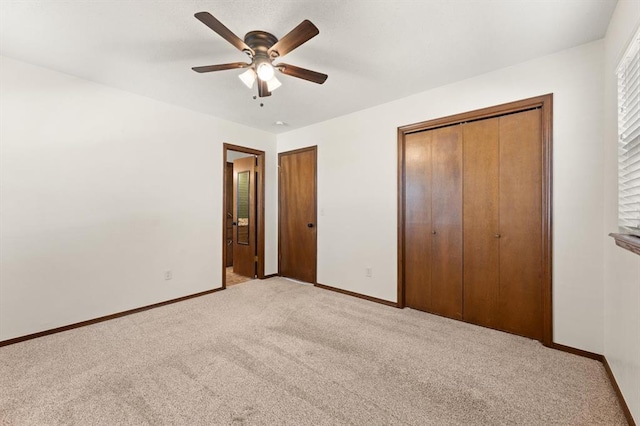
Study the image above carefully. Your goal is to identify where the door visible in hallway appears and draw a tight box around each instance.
[279,146,317,283]
[233,156,256,278]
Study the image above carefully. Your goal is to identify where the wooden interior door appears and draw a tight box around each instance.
[430,126,463,319]
[463,117,500,328]
[225,162,234,267]
[404,131,433,312]
[498,109,543,340]
[233,156,256,278]
[279,147,317,283]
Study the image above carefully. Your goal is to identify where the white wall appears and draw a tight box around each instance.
[278,41,606,354]
[226,150,254,162]
[0,56,277,341]
[603,0,640,422]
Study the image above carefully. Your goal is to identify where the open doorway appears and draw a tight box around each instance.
[223,144,266,288]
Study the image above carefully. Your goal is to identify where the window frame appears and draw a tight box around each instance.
[616,25,640,236]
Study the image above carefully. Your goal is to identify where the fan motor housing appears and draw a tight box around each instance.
[244,31,278,56]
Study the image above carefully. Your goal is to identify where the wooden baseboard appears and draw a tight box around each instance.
[603,356,636,426]
[314,282,399,308]
[0,287,225,347]
[549,342,603,361]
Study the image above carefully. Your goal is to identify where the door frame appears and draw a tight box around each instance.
[278,146,318,283]
[397,94,553,346]
[223,143,266,288]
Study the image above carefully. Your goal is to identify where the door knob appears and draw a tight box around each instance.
[307,223,314,228]
[495,233,501,238]
[432,230,437,235]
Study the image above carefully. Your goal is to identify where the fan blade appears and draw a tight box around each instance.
[268,20,319,58]
[192,62,250,73]
[195,12,254,55]
[258,79,272,97]
[276,63,328,84]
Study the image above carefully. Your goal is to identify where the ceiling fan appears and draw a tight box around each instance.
[192,12,328,98]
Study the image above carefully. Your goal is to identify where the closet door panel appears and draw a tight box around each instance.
[431,126,463,319]
[499,109,543,340]
[404,131,433,312]
[463,118,500,327]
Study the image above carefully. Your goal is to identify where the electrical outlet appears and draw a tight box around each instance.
[365,267,372,278]
[164,270,172,280]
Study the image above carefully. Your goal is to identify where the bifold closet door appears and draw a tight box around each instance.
[430,126,463,319]
[404,131,433,312]
[463,118,500,329]
[498,109,543,340]
[404,126,463,319]
[462,109,543,340]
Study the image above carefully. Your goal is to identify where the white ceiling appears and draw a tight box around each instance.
[0,0,617,133]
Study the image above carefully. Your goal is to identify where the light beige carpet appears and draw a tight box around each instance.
[0,278,626,425]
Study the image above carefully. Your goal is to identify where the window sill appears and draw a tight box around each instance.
[609,233,640,256]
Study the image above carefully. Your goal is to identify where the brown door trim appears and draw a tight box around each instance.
[397,94,553,346]
[223,143,266,288]
[278,146,318,283]
[225,162,234,268]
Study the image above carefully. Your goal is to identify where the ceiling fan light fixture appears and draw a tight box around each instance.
[238,68,257,89]
[256,62,275,81]
[192,13,327,98]
[266,76,282,92]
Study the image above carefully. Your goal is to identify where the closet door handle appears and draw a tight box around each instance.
[432,230,437,235]
[494,233,501,239]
